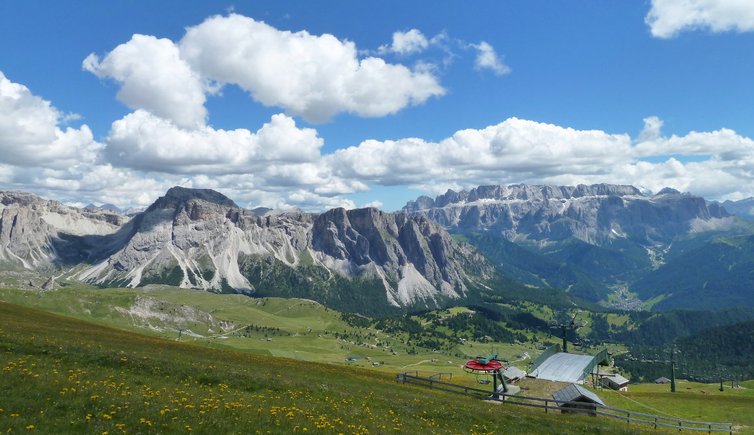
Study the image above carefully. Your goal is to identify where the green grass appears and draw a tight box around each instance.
[606,314,630,328]
[0,302,651,434]
[0,286,347,349]
[596,381,754,432]
[0,287,550,378]
[2,286,751,433]
[642,294,667,310]
[0,286,343,333]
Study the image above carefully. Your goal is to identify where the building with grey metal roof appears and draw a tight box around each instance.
[552,384,605,415]
[600,373,629,391]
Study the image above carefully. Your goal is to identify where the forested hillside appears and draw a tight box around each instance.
[632,236,754,310]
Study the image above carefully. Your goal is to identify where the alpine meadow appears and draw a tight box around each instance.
[2,1,754,434]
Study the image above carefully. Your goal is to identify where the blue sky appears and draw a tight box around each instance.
[1,1,754,211]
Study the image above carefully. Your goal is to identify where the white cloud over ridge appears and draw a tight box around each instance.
[329,118,631,186]
[6,65,754,210]
[0,70,362,211]
[328,116,754,201]
[100,109,367,208]
[646,0,754,38]
[106,111,324,174]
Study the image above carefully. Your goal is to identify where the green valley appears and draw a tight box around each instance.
[1,300,658,434]
[2,284,753,433]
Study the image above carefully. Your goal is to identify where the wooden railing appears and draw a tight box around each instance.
[428,372,453,381]
[396,372,733,434]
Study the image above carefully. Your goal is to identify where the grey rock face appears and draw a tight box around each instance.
[42,276,55,290]
[720,197,754,220]
[403,183,730,246]
[0,191,126,270]
[72,187,491,310]
[308,207,488,306]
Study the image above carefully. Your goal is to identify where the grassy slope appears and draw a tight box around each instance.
[2,287,751,432]
[0,302,645,434]
[0,287,551,379]
[597,382,754,432]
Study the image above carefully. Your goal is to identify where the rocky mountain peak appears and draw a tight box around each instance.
[403,183,731,246]
[720,197,754,220]
[405,183,644,212]
[654,187,682,196]
[1,191,45,207]
[147,187,239,212]
[84,203,123,214]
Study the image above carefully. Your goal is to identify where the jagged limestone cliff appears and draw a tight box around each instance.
[0,191,126,270]
[0,187,496,313]
[403,184,731,245]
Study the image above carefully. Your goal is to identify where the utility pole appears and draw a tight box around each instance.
[669,346,678,393]
[550,311,580,354]
[670,357,676,393]
[717,365,725,392]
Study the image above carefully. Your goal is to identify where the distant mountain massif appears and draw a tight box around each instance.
[2,183,754,314]
[404,184,754,310]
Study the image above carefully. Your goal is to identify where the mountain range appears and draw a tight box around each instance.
[404,183,753,309]
[0,187,495,315]
[2,183,753,314]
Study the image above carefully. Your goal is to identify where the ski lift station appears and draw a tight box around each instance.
[528,344,612,385]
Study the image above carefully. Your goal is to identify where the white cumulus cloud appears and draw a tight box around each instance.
[326,116,754,202]
[105,110,324,174]
[0,68,372,211]
[638,116,664,142]
[179,14,444,122]
[646,0,754,38]
[83,34,208,128]
[473,41,511,75]
[329,118,630,187]
[0,71,102,169]
[378,29,430,55]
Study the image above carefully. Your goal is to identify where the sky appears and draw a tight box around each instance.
[2,0,754,211]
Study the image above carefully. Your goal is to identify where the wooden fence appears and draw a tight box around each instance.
[396,372,733,434]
